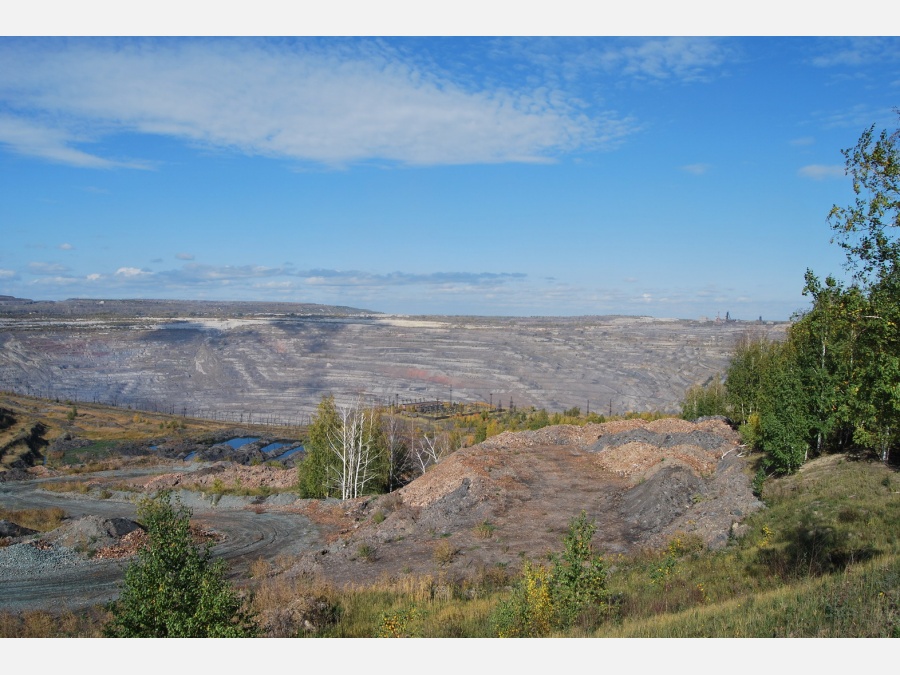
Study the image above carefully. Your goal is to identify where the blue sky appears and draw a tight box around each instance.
[1,35,898,320]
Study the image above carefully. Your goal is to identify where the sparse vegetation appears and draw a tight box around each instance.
[0,506,67,532]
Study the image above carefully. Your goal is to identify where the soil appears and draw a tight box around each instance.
[284,417,762,585]
[1,418,763,608]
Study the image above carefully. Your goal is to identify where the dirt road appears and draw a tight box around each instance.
[0,472,322,613]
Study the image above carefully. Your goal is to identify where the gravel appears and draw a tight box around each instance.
[0,542,88,580]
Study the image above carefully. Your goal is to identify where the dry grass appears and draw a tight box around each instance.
[0,608,110,637]
[432,539,457,565]
[40,480,93,494]
[0,506,67,532]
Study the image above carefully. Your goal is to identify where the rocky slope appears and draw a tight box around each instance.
[288,418,762,584]
[0,308,787,421]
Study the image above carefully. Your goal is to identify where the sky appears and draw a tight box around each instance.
[1,29,899,320]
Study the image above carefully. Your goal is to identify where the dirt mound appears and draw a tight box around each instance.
[289,419,763,586]
[39,516,143,556]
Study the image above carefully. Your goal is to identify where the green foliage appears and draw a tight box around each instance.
[297,395,390,499]
[725,334,776,426]
[680,377,728,420]
[103,493,257,637]
[297,395,340,498]
[377,607,419,637]
[828,110,900,286]
[492,560,554,637]
[493,511,608,636]
[547,511,609,628]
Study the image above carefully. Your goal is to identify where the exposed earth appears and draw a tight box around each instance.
[0,298,788,421]
[0,417,762,613]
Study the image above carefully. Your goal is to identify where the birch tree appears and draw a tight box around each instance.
[325,400,384,500]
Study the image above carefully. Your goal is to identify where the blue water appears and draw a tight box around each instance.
[184,451,198,461]
[261,441,290,454]
[222,437,260,449]
[269,446,305,463]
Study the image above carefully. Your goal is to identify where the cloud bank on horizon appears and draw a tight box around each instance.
[1,37,899,319]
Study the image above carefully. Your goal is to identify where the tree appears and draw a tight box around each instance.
[104,492,257,637]
[725,333,776,426]
[298,395,388,499]
[828,110,900,287]
[825,110,900,463]
[297,395,340,498]
[327,399,385,500]
[680,376,727,420]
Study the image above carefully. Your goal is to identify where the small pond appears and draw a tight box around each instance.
[222,437,260,449]
[269,446,305,463]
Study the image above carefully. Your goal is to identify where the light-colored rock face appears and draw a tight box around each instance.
[0,313,786,421]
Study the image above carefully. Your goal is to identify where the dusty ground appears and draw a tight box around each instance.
[284,417,761,585]
[1,418,762,609]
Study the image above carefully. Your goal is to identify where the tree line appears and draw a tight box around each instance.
[682,112,900,475]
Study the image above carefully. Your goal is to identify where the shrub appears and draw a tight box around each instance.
[433,540,457,565]
[492,560,554,637]
[103,492,257,637]
[474,520,496,539]
[493,511,609,636]
[357,544,376,562]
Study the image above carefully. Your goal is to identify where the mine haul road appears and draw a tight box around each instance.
[0,471,322,613]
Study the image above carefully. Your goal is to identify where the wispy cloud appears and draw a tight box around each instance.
[799,164,845,180]
[28,261,69,275]
[0,269,19,280]
[0,38,637,169]
[681,163,710,175]
[175,253,194,261]
[790,136,815,146]
[0,113,150,169]
[598,38,732,82]
[59,243,74,250]
[810,37,900,68]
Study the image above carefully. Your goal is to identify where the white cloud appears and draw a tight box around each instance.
[798,164,845,180]
[0,268,18,279]
[0,39,635,168]
[115,266,150,277]
[681,163,710,175]
[0,113,149,169]
[59,242,74,250]
[86,273,101,281]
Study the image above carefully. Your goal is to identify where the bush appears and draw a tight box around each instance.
[492,511,608,636]
[103,492,257,637]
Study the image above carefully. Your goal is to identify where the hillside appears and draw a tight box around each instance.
[0,301,788,421]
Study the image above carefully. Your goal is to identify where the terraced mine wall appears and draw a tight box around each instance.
[0,309,787,422]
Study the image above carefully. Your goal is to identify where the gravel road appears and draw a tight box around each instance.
[0,472,322,613]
